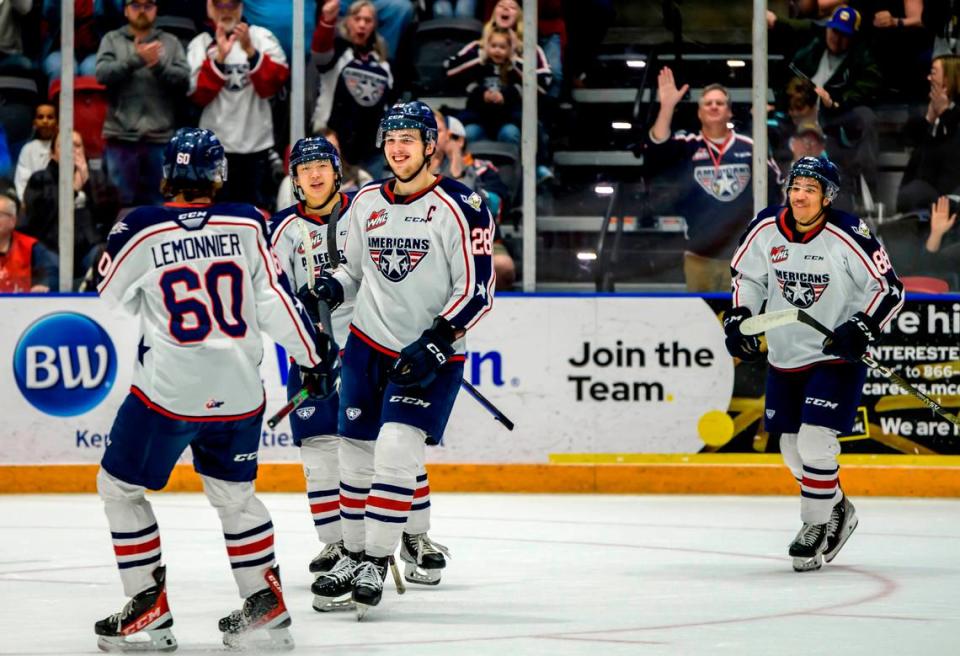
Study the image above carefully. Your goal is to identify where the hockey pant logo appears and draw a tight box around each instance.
[296,406,316,420]
[346,407,362,420]
[389,395,432,408]
[233,452,258,462]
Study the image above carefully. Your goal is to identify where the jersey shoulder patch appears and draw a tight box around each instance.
[829,209,874,243]
[104,206,176,258]
[437,177,488,223]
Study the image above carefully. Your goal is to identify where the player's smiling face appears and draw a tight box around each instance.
[296,159,335,206]
[384,129,430,179]
[789,175,827,223]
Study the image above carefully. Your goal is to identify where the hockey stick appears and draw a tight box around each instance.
[460,379,515,430]
[388,555,406,595]
[743,308,960,427]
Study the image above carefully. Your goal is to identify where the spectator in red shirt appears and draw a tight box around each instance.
[187,0,289,208]
[0,189,58,292]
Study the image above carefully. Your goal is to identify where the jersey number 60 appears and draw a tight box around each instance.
[160,262,247,343]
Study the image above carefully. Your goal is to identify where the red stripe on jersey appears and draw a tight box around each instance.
[823,224,884,315]
[131,386,265,423]
[413,485,430,499]
[366,495,413,512]
[113,536,160,556]
[731,218,777,269]
[339,494,367,509]
[226,534,274,557]
[801,476,837,489]
[349,324,400,357]
[432,189,472,321]
[310,500,340,514]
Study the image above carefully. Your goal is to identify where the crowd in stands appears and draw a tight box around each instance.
[6,0,959,294]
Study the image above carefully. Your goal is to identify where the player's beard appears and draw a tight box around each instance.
[390,148,428,183]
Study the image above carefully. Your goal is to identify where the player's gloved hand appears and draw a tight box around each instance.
[297,274,344,315]
[723,306,763,362]
[299,333,340,399]
[822,312,877,362]
[388,316,457,388]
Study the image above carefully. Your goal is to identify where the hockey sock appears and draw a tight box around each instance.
[301,435,342,544]
[797,423,843,525]
[202,476,277,598]
[365,423,426,559]
[405,468,431,534]
[97,467,163,597]
[779,432,802,483]
[339,437,375,554]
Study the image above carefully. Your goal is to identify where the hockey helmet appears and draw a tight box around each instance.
[162,127,227,185]
[376,101,438,148]
[786,156,840,202]
[289,136,342,202]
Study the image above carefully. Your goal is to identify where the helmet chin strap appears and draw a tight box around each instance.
[390,144,432,184]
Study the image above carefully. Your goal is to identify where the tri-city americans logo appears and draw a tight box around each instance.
[368,236,429,282]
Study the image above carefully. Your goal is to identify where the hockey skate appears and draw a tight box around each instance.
[95,566,177,653]
[400,532,451,585]
[824,496,858,563]
[311,551,361,612]
[789,522,828,572]
[309,540,346,578]
[218,566,293,651]
[352,557,388,621]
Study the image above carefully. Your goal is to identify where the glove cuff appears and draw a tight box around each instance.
[429,316,457,346]
[851,311,880,343]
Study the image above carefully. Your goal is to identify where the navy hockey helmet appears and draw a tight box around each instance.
[162,127,227,185]
[376,101,438,148]
[786,156,840,202]
[289,136,342,201]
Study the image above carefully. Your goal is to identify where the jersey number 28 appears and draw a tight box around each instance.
[160,262,247,343]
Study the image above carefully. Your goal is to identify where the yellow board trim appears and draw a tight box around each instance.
[2,458,960,496]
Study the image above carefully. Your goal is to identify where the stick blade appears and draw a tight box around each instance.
[740,309,800,336]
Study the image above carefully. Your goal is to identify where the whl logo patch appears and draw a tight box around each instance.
[770,245,789,263]
[367,209,388,231]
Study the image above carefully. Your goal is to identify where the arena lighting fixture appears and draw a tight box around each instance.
[611,121,632,130]
[577,251,598,261]
[595,184,615,195]
[726,59,746,67]
[626,59,646,68]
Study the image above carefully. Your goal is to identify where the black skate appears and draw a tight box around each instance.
[824,496,858,563]
[311,550,361,612]
[352,556,388,621]
[400,532,451,585]
[218,566,293,651]
[789,522,828,572]
[95,566,177,653]
[309,540,346,578]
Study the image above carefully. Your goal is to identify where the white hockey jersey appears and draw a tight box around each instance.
[97,202,322,420]
[268,193,355,348]
[333,176,495,354]
[731,206,904,370]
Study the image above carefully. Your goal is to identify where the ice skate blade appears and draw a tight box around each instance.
[312,594,356,613]
[792,554,824,572]
[97,629,177,653]
[222,627,294,651]
[403,563,441,585]
[355,603,374,621]
[825,516,859,563]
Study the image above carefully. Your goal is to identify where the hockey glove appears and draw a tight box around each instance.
[822,312,878,362]
[297,274,344,317]
[723,306,763,362]
[388,317,457,388]
[299,333,340,399]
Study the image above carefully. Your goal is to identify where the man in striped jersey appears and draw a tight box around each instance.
[307,101,495,618]
[93,128,330,651]
[725,156,904,572]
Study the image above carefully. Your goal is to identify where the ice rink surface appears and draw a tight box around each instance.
[1,493,958,656]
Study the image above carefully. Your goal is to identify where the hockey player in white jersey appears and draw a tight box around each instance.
[94,128,333,651]
[726,156,904,572]
[306,101,495,618]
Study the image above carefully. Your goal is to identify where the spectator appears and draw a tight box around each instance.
[187,0,289,208]
[275,127,372,208]
[0,0,34,71]
[867,0,932,100]
[897,54,960,213]
[96,0,189,207]
[789,5,882,208]
[311,0,393,177]
[478,0,554,95]
[0,188,58,292]
[433,0,476,19]
[925,194,958,255]
[337,0,412,61]
[645,67,781,292]
[14,103,57,201]
[21,131,103,281]
[434,112,515,289]
[790,122,829,164]
[42,0,105,80]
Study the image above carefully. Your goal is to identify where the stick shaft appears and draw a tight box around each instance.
[267,387,310,429]
[460,379,514,430]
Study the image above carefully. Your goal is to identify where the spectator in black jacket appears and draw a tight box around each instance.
[897,54,960,213]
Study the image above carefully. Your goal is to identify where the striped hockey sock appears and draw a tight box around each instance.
[365,478,415,558]
[406,470,431,534]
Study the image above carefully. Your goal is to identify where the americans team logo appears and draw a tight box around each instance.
[775,270,830,309]
[368,236,430,282]
[694,163,751,201]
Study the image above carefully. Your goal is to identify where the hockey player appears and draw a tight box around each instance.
[306,101,495,618]
[725,156,903,572]
[94,128,334,651]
